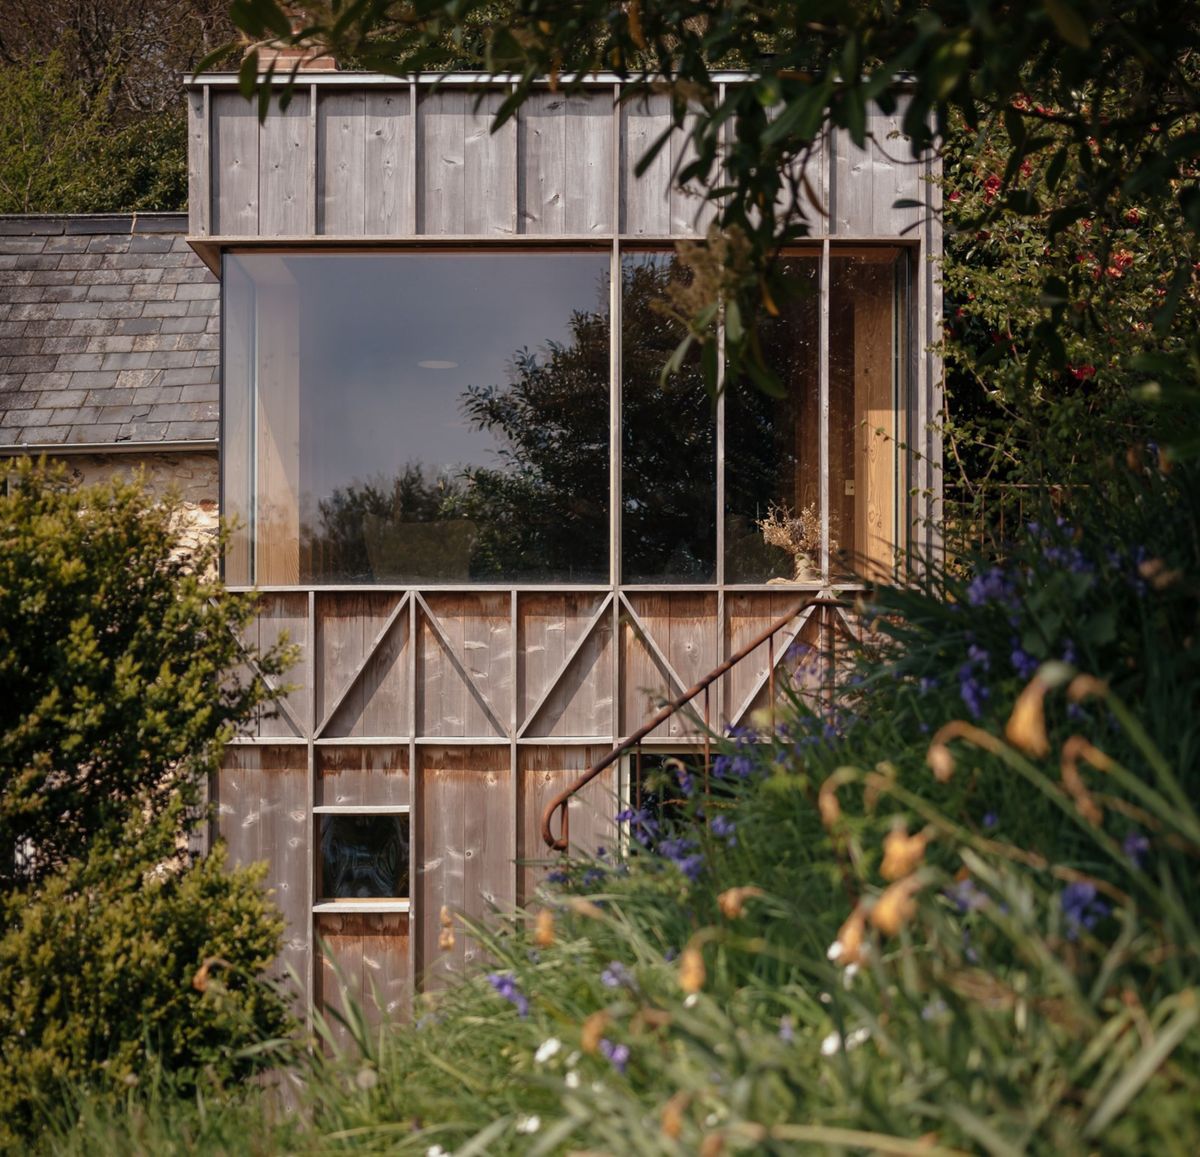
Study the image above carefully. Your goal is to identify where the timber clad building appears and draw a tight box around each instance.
[1,72,942,1025]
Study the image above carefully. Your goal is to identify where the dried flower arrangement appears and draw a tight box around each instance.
[757,502,836,582]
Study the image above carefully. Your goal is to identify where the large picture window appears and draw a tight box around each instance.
[224,250,612,585]
[223,245,909,588]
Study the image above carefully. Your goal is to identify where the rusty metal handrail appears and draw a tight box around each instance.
[540,596,848,851]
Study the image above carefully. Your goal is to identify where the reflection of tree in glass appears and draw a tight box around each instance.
[301,258,724,584]
[453,292,610,581]
[725,260,820,582]
[304,464,464,582]
[620,255,715,583]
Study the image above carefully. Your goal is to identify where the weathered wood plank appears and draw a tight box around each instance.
[316,912,410,1050]
[621,93,672,235]
[318,594,367,738]
[418,89,517,235]
[519,91,614,234]
[259,93,309,236]
[317,745,410,807]
[520,594,613,738]
[415,745,514,987]
[359,602,411,738]
[517,746,614,904]
[257,593,309,738]
[318,90,366,233]
[363,89,414,234]
[217,747,309,989]
[418,595,508,738]
[211,91,260,235]
[186,88,209,236]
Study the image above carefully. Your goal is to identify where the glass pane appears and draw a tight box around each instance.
[621,252,717,583]
[830,250,907,581]
[319,814,410,900]
[724,257,820,583]
[222,251,611,585]
[725,250,907,584]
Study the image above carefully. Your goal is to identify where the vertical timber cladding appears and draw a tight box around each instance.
[198,74,941,1015]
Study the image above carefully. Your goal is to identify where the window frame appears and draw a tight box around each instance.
[219,238,916,592]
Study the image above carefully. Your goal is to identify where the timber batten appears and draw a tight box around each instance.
[192,72,943,1023]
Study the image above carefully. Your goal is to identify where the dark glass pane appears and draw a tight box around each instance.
[621,252,716,583]
[319,814,410,900]
[724,257,820,583]
[223,252,611,584]
[725,251,906,583]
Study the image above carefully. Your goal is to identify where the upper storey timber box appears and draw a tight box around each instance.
[186,73,938,246]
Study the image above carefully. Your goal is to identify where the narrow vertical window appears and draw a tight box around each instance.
[620,251,717,584]
[725,248,908,583]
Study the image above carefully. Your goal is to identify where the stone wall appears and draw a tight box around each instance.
[61,451,219,558]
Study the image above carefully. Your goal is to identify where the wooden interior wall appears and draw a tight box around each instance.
[854,262,897,581]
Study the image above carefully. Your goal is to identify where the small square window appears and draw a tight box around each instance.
[318,813,410,901]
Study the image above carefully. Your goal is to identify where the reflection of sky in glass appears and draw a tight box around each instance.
[241,252,611,500]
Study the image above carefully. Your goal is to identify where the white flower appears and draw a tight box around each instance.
[684,993,699,1008]
[826,940,844,961]
[842,963,860,989]
[426,1146,449,1157]
[534,1036,562,1064]
[820,1027,870,1056]
[564,1070,580,1089]
[566,1050,581,1066]
[515,1114,541,1135]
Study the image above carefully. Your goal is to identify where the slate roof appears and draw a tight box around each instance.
[0,214,218,449]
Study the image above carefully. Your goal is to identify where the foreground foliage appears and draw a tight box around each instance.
[45,456,1200,1154]
[0,462,294,1145]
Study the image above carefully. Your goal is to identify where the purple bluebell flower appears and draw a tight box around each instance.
[1061,639,1079,666]
[967,644,991,671]
[581,866,607,888]
[600,961,633,989]
[958,663,990,719]
[921,999,948,1021]
[1010,643,1038,680]
[599,1038,630,1074]
[487,972,529,1018]
[966,566,1018,609]
[946,878,989,913]
[918,676,939,695]
[778,1015,795,1042]
[1061,880,1110,940]
[983,811,998,830]
[1123,831,1150,868]
[547,868,570,886]
[616,806,659,846]
[676,764,694,797]
[711,814,737,846]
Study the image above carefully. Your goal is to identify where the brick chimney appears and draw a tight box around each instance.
[252,8,337,72]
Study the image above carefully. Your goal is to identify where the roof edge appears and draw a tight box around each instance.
[0,440,218,458]
[0,212,188,238]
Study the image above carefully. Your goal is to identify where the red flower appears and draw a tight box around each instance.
[983,174,1002,202]
[948,189,962,202]
[1125,208,1141,225]
[1068,364,1097,381]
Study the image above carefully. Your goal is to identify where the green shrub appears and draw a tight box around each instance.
[0,460,296,1144]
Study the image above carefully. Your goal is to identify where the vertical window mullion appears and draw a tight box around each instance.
[819,238,830,581]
